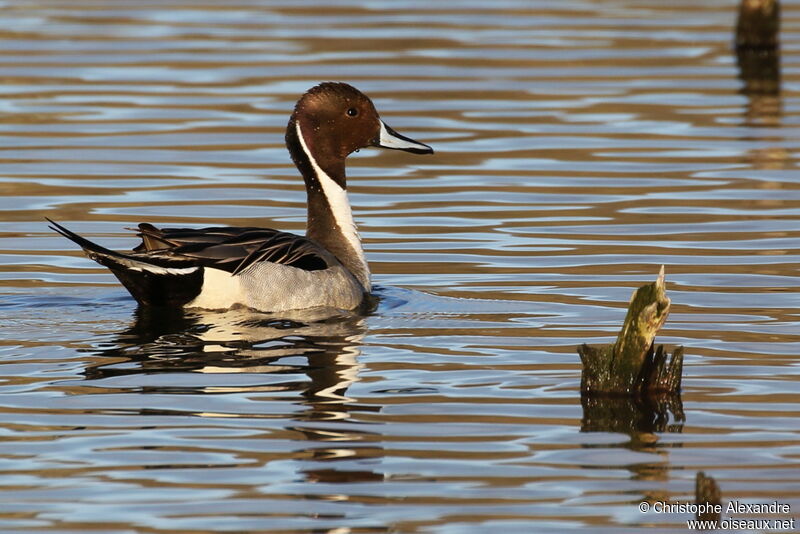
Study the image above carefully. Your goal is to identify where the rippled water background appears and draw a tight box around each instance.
[0,0,798,532]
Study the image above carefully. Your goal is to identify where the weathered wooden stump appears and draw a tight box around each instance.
[736,0,781,96]
[695,471,722,522]
[579,266,683,396]
[736,0,780,50]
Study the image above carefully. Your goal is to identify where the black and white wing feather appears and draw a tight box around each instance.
[134,224,331,274]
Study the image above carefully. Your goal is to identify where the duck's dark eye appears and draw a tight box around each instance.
[346,107,358,117]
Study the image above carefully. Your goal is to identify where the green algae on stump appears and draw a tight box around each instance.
[579,266,683,395]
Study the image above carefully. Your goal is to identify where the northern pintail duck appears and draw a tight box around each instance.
[48,82,433,312]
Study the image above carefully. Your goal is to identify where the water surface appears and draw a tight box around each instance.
[0,1,799,532]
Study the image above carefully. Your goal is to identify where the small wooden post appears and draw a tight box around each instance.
[695,472,722,523]
[736,0,780,50]
[736,0,781,97]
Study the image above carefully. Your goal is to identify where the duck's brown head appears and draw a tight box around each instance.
[287,82,433,187]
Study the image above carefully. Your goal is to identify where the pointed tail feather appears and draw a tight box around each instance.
[47,218,203,307]
[47,217,126,263]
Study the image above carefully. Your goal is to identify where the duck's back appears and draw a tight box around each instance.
[139,224,368,312]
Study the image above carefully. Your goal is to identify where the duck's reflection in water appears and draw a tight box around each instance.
[84,305,390,489]
[86,305,373,420]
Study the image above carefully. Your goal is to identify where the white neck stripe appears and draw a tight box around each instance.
[294,121,370,289]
